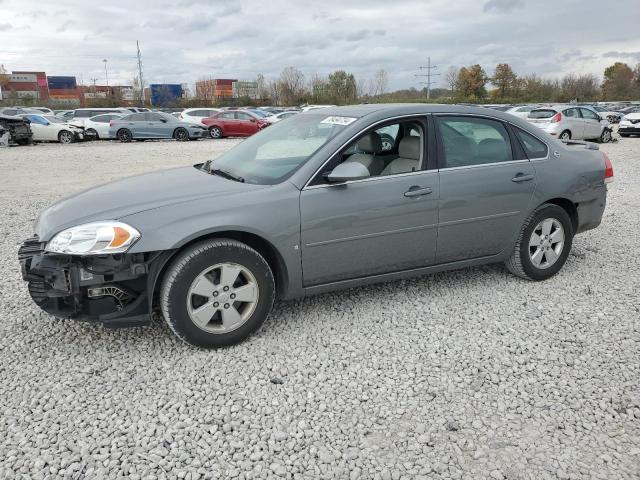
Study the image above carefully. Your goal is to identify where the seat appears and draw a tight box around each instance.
[477,138,510,163]
[380,136,421,175]
[343,132,384,175]
[444,135,476,168]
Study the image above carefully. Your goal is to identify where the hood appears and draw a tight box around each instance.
[35,165,264,240]
[622,113,640,121]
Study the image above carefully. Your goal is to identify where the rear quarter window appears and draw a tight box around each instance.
[514,128,548,159]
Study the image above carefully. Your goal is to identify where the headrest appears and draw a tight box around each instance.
[357,132,383,154]
[398,136,421,160]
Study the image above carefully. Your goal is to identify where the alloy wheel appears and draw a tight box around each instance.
[59,131,73,143]
[186,262,259,334]
[529,218,565,269]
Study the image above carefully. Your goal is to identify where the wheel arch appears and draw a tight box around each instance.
[537,197,578,233]
[148,230,289,312]
[208,124,224,134]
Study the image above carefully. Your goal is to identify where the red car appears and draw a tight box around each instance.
[202,110,269,139]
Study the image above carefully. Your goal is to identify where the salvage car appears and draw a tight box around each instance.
[19,105,612,348]
[109,111,207,142]
[20,114,85,143]
[618,112,640,137]
[202,110,269,138]
[527,105,612,143]
[82,113,123,140]
[0,113,34,145]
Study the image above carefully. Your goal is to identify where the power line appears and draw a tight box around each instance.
[415,56,440,100]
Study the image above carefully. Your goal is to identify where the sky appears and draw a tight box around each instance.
[1,0,639,91]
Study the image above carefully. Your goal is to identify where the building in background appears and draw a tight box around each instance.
[0,71,49,102]
[150,84,183,106]
[233,80,258,99]
[195,78,238,102]
[47,76,80,106]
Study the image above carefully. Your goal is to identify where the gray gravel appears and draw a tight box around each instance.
[1,137,639,479]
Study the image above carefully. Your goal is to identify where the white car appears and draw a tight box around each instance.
[178,108,221,125]
[527,105,611,142]
[82,113,124,140]
[618,113,640,137]
[505,105,538,120]
[263,111,299,123]
[21,114,85,144]
[589,106,622,124]
[300,104,335,112]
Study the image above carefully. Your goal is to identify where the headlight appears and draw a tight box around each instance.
[46,221,140,255]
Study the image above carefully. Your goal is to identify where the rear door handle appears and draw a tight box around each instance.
[512,174,535,183]
[404,186,433,197]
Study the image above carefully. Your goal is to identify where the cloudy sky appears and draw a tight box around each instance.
[1,0,639,90]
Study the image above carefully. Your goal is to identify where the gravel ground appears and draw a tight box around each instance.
[0,137,638,480]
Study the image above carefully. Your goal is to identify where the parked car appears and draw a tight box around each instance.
[618,105,640,116]
[202,110,269,138]
[21,114,86,143]
[82,113,124,140]
[70,108,131,126]
[125,107,150,113]
[0,114,33,145]
[18,104,612,348]
[527,105,612,142]
[263,111,299,123]
[618,112,640,137]
[178,108,221,125]
[587,105,622,124]
[505,105,538,120]
[32,107,56,115]
[54,110,75,120]
[300,104,335,112]
[0,107,42,116]
[108,111,207,142]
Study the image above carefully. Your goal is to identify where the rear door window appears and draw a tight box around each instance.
[436,116,514,168]
[564,108,581,118]
[128,113,146,121]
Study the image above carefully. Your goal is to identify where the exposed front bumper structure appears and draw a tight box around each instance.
[18,236,161,327]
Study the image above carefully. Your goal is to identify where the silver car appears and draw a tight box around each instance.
[108,111,207,142]
[19,105,612,348]
[527,105,612,142]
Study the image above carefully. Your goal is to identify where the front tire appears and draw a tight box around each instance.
[160,239,275,348]
[599,129,612,143]
[505,204,573,281]
[174,127,189,141]
[86,128,99,140]
[58,130,75,144]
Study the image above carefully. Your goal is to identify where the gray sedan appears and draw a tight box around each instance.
[108,111,207,141]
[19,104,611,348]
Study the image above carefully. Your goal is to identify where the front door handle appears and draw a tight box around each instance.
[512,173,535,183]
[404,186,433,197]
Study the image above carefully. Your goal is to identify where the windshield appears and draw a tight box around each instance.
[529,109,557,119]
[209,113,353,185]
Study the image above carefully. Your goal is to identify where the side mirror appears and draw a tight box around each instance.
[250,118,256,123]
[325,162,370,183]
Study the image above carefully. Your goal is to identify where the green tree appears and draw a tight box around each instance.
[602,62,634,100]
[491,63,518,99]
[327,70,357,105]
[456,64,487,101]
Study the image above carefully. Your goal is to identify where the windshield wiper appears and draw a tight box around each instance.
[210,168,245,183]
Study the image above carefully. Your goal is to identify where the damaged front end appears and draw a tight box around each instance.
[19,235,167,327]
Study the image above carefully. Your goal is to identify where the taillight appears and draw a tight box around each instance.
[603,153,614,183]
[551,112,562,123]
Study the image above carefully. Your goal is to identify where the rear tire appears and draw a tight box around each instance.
[559,130,571,141]
[117,129,132,143]
[160,239,275,348]
[505,204,573,281]
[209,126,223,139]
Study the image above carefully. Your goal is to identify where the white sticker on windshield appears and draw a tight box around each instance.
[320,116,357,126]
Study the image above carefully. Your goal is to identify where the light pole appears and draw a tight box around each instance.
[102,59,109,86]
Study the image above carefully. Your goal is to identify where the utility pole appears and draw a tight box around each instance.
[136,40,145,106]
[415,56,440,100]
[102,59,109,86]
[91,77,98,93]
